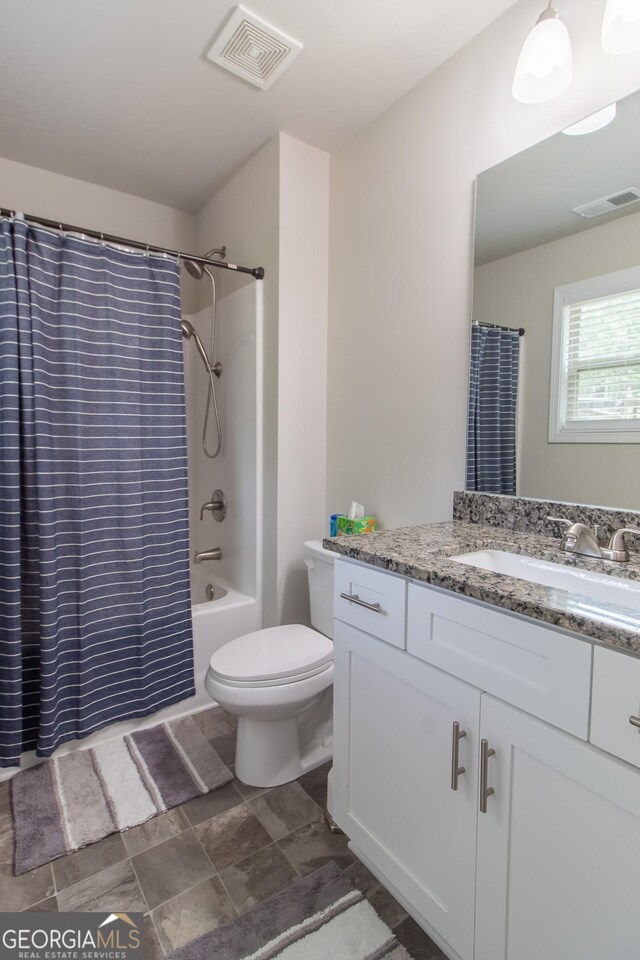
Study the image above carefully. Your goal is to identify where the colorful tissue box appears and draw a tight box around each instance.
[336,515,376,536]
[330,513,346,537]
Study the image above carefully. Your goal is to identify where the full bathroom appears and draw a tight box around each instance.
[1,2,640,959]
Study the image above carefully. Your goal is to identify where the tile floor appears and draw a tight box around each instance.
[0,707,445,960]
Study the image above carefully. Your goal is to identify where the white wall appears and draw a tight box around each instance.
[327,0,640,529]
[0,155,198,312]
[277,135,330,625]
[474,209,640,510]
[196,134,329,627]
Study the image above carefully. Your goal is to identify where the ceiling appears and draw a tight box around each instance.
[475,87,640,266]
[0,0,518,212]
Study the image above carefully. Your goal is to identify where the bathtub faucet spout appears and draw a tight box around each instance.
[194,547,222,563]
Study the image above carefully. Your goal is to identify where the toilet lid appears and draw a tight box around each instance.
[209,624,333,684]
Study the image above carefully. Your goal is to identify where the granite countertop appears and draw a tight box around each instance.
[323,521,640,655]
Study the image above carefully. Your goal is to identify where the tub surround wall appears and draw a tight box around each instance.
[453,491,640,541]
[185,285,260,601]
[196,137,280,629]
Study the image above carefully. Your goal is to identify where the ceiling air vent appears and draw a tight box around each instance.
[206,5,303,90]
[572,187,640,219]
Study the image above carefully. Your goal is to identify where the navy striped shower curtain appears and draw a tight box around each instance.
[0,218,194,767]
[466,324,520,496]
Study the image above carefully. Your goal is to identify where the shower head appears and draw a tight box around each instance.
[183,259,204,280]
[180,319,213,373]
[182,247,227,280]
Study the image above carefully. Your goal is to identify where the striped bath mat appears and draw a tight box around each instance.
[167,862,415,960]
[11,715,232,875]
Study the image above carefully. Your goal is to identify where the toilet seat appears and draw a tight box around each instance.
[209,624,333,688]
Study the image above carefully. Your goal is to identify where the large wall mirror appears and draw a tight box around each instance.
[467,87,640,511]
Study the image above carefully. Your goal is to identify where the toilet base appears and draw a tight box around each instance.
[235,716,333,788]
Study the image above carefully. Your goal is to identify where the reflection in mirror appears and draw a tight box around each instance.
[467,87,640,511]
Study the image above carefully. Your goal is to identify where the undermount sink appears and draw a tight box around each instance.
[451,549,640,613]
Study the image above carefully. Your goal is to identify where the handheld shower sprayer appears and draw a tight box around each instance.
[180,319,213,374]
[180,248,226,458]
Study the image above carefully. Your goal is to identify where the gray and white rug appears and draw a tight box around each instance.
[166,861,415,960]
[11,715,232,875]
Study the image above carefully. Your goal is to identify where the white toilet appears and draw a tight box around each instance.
[205,540,336,787]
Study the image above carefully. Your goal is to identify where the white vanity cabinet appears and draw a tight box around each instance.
[476,695,640,960]
[332,619,480,960]
[331,557,640,960]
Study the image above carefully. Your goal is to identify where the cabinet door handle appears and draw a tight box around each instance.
[450,721,467,791]
[479,738,495,813]
[339,592,382,613]
[629,716,640,729]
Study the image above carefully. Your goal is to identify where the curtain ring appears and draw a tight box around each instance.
[59,222,66,239]
[100,232,105,249]
[144,244,150,259]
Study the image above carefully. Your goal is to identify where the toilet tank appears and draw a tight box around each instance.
[303,540,336,640]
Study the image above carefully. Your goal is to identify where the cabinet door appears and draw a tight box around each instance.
[333,620,480,960]
[476,696,640,960]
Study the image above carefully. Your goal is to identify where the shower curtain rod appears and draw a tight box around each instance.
[0,207,265,280]
[474,320,525,337]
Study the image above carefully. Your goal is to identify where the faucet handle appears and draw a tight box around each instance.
[199,490,227,522]
[547,516,572,532]
[603,527,640,563]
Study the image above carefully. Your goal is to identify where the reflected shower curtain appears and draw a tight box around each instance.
[466,324,520,496]
[0,218,194,767]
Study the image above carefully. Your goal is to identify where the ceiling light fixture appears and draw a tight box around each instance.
[561,102,617,135]
[512,1,573,104]
[602,0,640,53]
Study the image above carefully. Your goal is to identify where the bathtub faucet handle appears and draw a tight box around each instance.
[194,547,222,563]
[199,490,227,522]
[200,501,222,519]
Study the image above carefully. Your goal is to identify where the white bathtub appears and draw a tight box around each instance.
[190,565,260,708]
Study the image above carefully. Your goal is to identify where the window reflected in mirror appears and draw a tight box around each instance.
[468,88,640,511]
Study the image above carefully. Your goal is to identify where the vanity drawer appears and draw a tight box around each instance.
[591,646,640,768]
[407,583,592,738]
[334,559,406,648]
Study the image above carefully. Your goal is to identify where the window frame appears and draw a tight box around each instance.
[549,265,640,444]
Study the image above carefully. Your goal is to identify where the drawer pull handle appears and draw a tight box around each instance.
[450,721,467,791]
[339,592,382,613]
[629,716,640,729]
[480,738,495,813]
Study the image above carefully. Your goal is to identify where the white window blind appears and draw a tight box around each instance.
[550,267,640,443]
[564,289,640,423]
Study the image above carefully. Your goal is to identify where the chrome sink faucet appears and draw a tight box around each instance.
[547,517,602,559]
[547,517,640,563]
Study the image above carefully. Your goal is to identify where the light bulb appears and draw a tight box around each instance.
[562,102,617,135]
[513,3,573,104]
[602,0,640,53]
